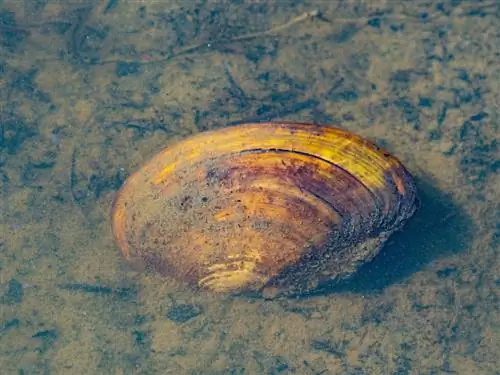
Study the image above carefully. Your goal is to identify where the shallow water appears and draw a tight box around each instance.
[0,1,498,374]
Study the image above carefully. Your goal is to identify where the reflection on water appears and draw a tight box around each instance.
[0,1,498,374]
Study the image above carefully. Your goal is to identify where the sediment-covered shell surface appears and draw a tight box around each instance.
[111,122,418,296]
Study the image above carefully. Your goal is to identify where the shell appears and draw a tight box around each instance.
[111,122,418,296]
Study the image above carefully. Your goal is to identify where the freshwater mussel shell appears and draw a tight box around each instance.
[111,122,418,296]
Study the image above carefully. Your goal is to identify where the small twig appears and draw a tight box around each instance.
[228,9,322,42]
[91,3,498,67]
[96,9,322,66]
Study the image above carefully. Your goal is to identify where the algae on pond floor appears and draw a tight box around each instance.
[0,1,498,374]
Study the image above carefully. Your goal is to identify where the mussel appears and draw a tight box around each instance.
[111,122,418,296]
